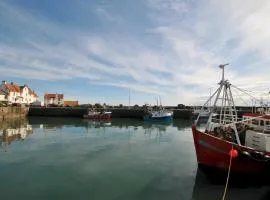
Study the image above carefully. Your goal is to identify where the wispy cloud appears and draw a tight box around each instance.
[95,6,122,23]
[0,0,269,105]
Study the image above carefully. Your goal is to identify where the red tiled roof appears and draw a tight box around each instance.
[44,93,64,99]
[31,91,38,97]
[29,88,38,97]
[64,101,79,106]
[44,93,56,99]
[5,84,20,93]
[3,82,38,97]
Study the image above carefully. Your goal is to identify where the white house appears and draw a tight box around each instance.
[0,81,38,105]
[0,90,7,102]
[19,85,38,104]
[44,93,64,106]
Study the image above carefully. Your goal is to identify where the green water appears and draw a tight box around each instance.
[0,117,269,200]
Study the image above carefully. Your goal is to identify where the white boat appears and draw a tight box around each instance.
[193,107,211,117]
[83,109,112,120]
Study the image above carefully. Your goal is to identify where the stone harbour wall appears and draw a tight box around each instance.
[28,107,193,119]
[0,107,29,121]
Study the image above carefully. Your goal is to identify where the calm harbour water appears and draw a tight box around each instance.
[0,117,270,200]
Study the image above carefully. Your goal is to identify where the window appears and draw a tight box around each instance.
[252,119,259,125]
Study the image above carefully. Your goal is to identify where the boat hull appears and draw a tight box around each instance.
[143,115,173,122]
[192,125,270,174]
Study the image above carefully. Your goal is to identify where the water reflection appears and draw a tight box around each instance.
[82,119,175,144]
[0,117,192,149]
[27,117,192,131]
[191,167,270,200]
[1,117,270,200]
[0,118,33,151]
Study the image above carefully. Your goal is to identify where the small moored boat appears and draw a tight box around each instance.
[193,107,211,118]
[143,108,173,122]
[83,109,112,120]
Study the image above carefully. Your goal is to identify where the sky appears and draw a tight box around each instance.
[0,0,270,106]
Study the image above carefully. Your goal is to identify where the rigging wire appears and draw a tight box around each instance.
[231,87,251,106]
[231,85,262,103]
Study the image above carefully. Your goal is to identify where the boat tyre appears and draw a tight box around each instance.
[239,150,270,162]
[238,151,251,162]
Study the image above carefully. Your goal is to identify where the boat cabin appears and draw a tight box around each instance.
[242,113,270,134]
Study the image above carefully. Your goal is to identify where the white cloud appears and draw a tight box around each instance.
[147,0,189,13]
[1,0,270,105]
[94,6,122,23]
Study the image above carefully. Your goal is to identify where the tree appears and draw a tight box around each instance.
[119,104,123,108]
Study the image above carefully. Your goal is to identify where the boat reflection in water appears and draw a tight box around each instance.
[0,118,191,150]
[84,120,112,129]
[27,117,191,131]
[143,123,173,143]
[83,118,175,143]
[192,167,270,200]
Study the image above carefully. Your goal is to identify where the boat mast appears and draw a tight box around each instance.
[209,87,212,107]
[204,63,241,145]
[129,88,131,108]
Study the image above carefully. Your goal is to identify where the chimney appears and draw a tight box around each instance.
[11,82,13,85]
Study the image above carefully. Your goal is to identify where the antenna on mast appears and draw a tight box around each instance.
[128,88,130,108]
[219,63,229,81]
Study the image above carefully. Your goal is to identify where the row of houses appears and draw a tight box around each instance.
[0,80,79,106]
[0,81,38,105]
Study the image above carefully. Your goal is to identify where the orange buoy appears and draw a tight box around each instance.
[229,149,238,158]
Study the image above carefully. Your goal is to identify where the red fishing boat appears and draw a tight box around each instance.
[83,109,112,120]
[192,64,270,174]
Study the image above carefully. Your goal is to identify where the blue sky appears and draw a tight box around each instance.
[0,0,270,106]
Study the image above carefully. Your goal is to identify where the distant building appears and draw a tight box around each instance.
[0,80,38,105]
[44,93,64,106]
[64,100,79,107]
[30,100,44,107]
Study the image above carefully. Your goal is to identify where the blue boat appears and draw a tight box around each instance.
[143,109,173,122]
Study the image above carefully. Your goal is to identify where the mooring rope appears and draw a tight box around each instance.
[221,145,234,200]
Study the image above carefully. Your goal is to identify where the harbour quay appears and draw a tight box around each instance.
[27,106,253,119]
[28,107,193,119]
